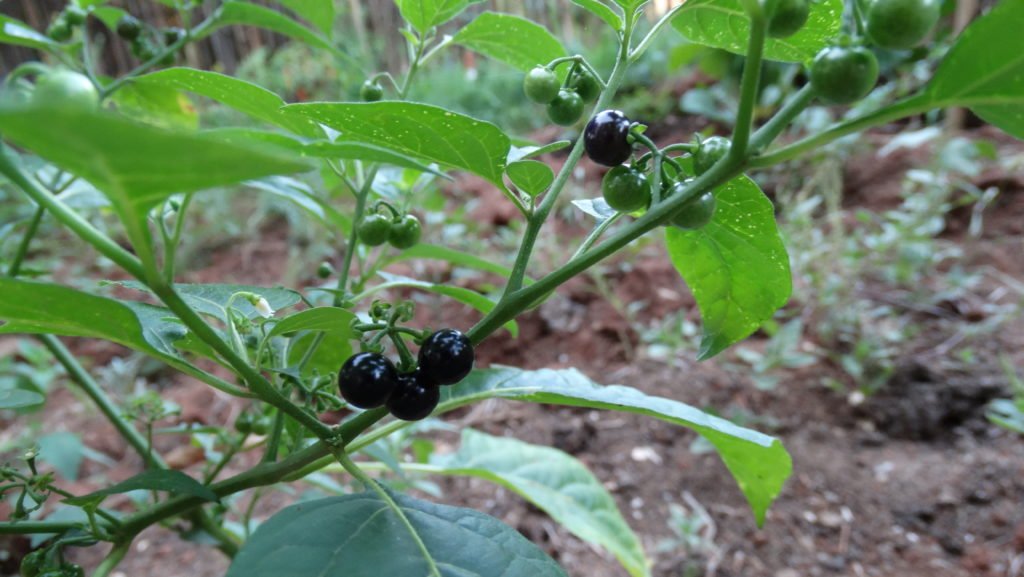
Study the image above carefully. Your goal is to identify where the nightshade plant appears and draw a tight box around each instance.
[0,0,1022,575]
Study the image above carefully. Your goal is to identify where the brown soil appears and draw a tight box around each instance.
[2,126,1024,577]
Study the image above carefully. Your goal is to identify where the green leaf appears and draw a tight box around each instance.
[926,0,1024,140]
[453,12,566,72]
[365,272,518,337]
[506,160,554,197]
[283,102,509,187]
[268,307,356,339]
[0,279,230,390]
[113,282,301,323]
[90,6,128,33]
[665,176,791,360]
[286,331,351,378]
[508,140,572,163]
[672,0,844,63]
[226,492,567,577]
[0,106,311,262]
[395,0,482,33]
[432,429,649,577]
[64,469,218,506]
[570,0,624,31]
[438,367,792,526]
[612,0,646,13]
[274,0,335,37]
[37,432,84,481]
[244,176,351,234]
[0,15,59,50]
[0,388,45,410]
[385,243,520,280]
[205,2,338,56]
[109,80,199,130]
[132,69,321,137]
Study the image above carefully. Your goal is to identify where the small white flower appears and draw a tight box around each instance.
[254,297,275,319]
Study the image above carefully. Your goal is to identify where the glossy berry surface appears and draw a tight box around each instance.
[866,0,941,49]
[694,136,731,175]
[765,0,809,38]
[418,329,474,385]
[47,19,72,42]
[810,46,879,104]
[388,215,422,249]
[360,80,384,102]
[668,184,717,230]
[602,166,650,212]
[358,213,392,246]
[338,352,399,409]
[523,66,560,104]
[386,371,440,421]
[116,15,142,40]
[33,70,99,110]
[569,68,600,103]
[546,89,584,126]
[584,110,633,167]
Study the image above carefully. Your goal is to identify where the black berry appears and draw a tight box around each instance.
[386,371,440,421]
[338,352,399,409]
[584,110,633,167]
[418,329,474,386]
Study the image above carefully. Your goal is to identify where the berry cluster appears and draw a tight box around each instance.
[337,329,474,421]
[357,205,422,250]
[523,65,600,126]
[583,109,725,230]
[115,14,184,66]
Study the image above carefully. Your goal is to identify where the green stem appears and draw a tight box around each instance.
[100,16,212,100]
[331,450,441,577]
[163,193,194,282]
[260,409,286,464]
[750,93,933,167]
[92,540,132,577]
[501,21,635,295]
[0,521,84,534]
[729,0,767,158]
[749,85,816,153]
[571,213,623,260]
[0,147,146,280]
[629,3,688,63]
[6,205,45,278]
[333,167,378,306]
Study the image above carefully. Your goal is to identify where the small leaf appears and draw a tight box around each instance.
[506,160,554,197]
[369,272,518,336]
[64,469,218,506]
[438,367,792,526]
[0,388,44,410]
[385,243,522,281]
[283,102,510,187]
[113,282,301,323]
[926,0,1024,140]
[570,0,624,31]
[0,15,59,50]
[273,0,335,37]
[395,0,483,33]
[453,12,566,72]
[132,69,320,137]
[204,2,338,56]
[245,176,351,234]
[664,176,791,360]
[226,492,567,577]
[268,307,356,339]
[433,429,650,577]
[286,331,351,378]
[507,140,572,163]
[672,0,844,63]
[37,432,84,481]
[89,7,128,32]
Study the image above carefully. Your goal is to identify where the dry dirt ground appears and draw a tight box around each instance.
[1,126,1023,577]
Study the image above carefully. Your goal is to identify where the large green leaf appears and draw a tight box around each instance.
[204,2,338,56]
[274,0,335,37]
[132,69,320,137]
[926,0,1024,140]
[435,367,791,526]
[665,176,791,360]
[226,492,567,577]
[0,106,311,261]
[0,279,231,390]
[452,12,566,72]
[672,0,844,63]
[432,429,649,577]
[0,15,60,50]
[570,0,624,31]
[395,0,483,33]
[64,470,218,506]
[283,102,509,187]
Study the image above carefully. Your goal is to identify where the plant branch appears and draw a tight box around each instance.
[729,0,767,158]
[629,3,688,63]
[6,205,45,278]
[749,85,816,153]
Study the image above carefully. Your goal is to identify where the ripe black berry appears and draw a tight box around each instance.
[386,371,440,421]
[584,110,633,167]
[418,329,474,386]
[338,352,398,409]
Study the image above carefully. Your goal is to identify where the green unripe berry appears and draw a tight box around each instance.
[388,215,422,249]
[809,45,879,104]
[523,66,560,104]
[116,14,142,40]
[764,0,809,38]
[865,0,941,49]
[360,80,384,102]
[546,89,585,126]
[358,213,392,246]
[694,136,731,175]
[601,166,651,213]
[668,182,717,230]
[569,68,600,103]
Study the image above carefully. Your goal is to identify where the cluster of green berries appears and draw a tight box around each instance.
[115,14,184,66]
[338,329,474,421]
[523,65,600,126]
[584,110,725,230]
[357,207,422,250]
[45,5,87,42]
